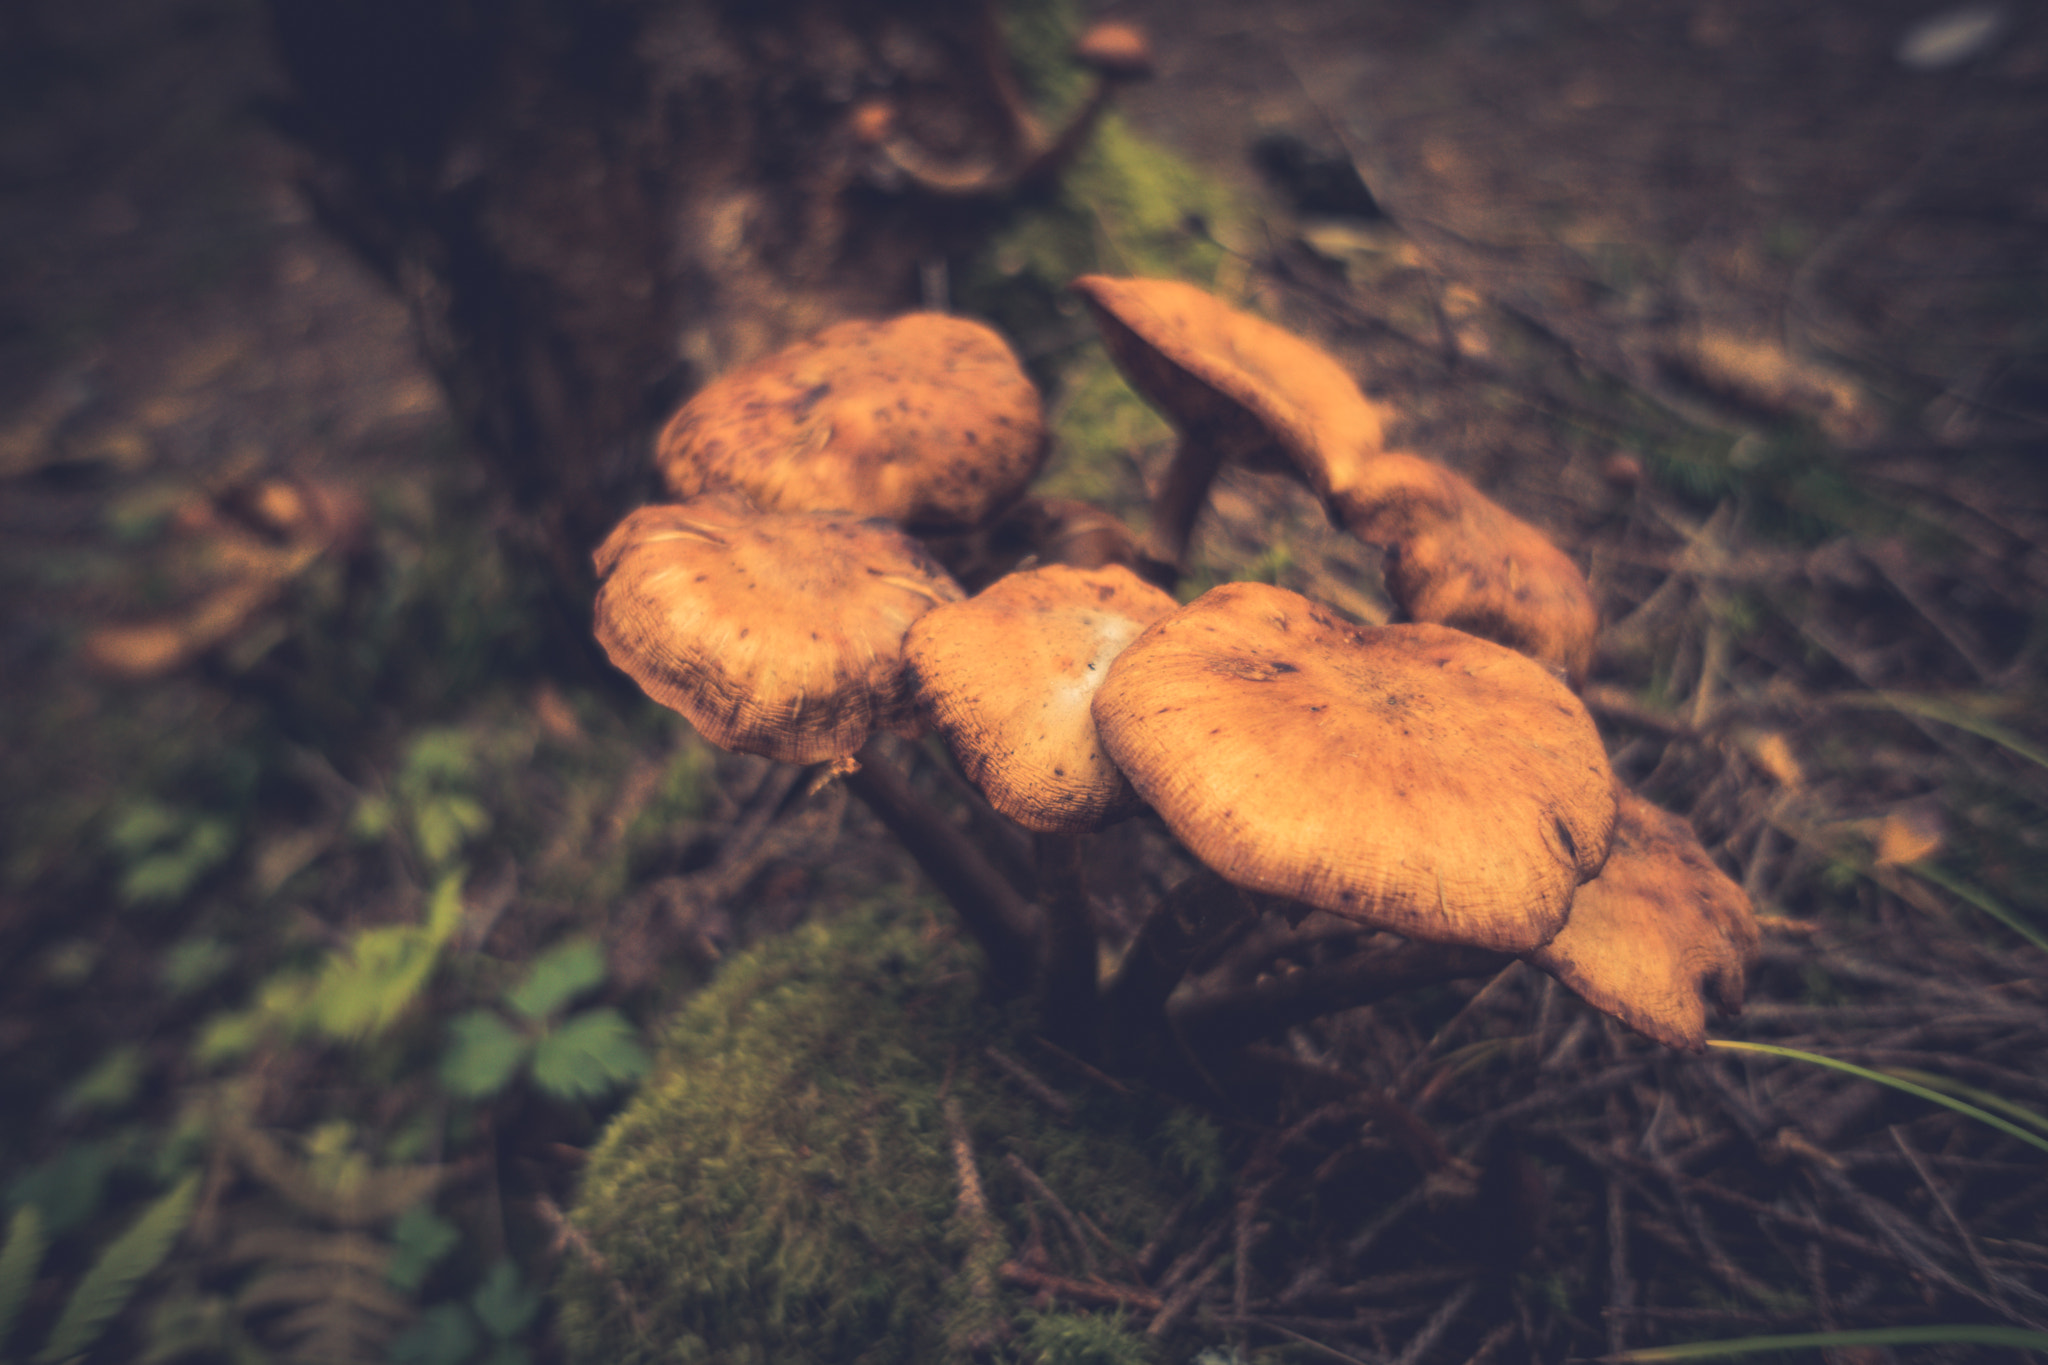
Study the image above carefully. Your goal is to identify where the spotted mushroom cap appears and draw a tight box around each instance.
[1092,582,1617,953]
[1069,274,1389,497]
[906,563,1179,833]
[1526,788,1761,1052]
[593,495,964,764]
[654,313,1047,530]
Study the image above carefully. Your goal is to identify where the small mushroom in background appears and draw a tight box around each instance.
[1072,273,1601,686]
[906,562,1178,834]
[1092,581,1617,956]
[1525,789,1761,1052]
[84,473,367,679]
[592,494,964,766]
[861,19,1156,198]
[655,313,1048,533]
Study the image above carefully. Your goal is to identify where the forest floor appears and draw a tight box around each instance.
[1,0,2045,1362]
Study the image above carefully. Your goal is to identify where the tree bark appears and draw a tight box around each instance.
[264,0,1045,613]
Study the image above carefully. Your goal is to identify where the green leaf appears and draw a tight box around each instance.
[414,795,489,868]
[306,872,465,1041]
[1708,1041,2048,1155]
[7,1140,120,1237]
[386,1205,461,1294]
[440,1011,529,1101]
[59,1046,144,1117]
[1603,1324,2048,1361]
[469,1261,539,1339]
[118,818,237,906]
[505,939,605,1021]
[105,801,181,857]
[159,936,235,998]
[388,1301,479,1365]
[0,1206,47,1355]
[35,1172,199,1364]
[529,1009,649,1102]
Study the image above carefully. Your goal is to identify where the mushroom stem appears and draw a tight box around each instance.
[1145,436,1230,576]
[1103,866,1259,1057]
[844,739,1043,994]
[1170,940,1512,1054]
[1035,833,1102,1058]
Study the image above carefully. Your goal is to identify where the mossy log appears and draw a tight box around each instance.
[558,903,1228,1364]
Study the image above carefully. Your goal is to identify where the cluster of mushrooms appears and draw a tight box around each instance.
[593,275,1760,1072]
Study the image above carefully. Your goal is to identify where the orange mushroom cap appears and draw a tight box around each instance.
[1092,582,1617,952]
[906,563,1179,833]
[1333,454,1601,686]
[1074,276,1600,685]
[655,314,1047,530]
[593,495,963,764]
[1526,788,1761,1052]
[1070,273,1389,499]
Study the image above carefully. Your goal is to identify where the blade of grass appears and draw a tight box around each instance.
[1899,861,2048,955]
[1881,1067,2048,1136]
[1705,1041,2048,1156]
[1601,1323,2048,1361]
[1838,692,2048,774]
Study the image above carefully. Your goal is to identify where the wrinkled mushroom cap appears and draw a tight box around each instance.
[907,563,1179,833]
[593,495,964,764]
[1527,789,1761,1052]
[655,314,1047,530]
[1070,274,1389,499]
[1093,582,1617,952]
[1335,455,1600,687]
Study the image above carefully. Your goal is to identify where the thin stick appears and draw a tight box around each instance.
[983,1046,1074,1122]
[998,1262,1163,1312]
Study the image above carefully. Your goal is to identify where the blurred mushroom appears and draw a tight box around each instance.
[655,313,1047,532]
[1092,582,1617,954]
[592,494,963,765]
[906,562,1178,833]
[865,18,1156,198]
[1072,274,1599,684]
[84,474,366,678]
[1525,788,1760,1051]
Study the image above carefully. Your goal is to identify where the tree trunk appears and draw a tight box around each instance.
[264,0,1048,617]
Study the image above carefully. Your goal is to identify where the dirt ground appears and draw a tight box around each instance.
[1,0,2045,1361]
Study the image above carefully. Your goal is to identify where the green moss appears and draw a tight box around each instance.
[558,904,1216,1364]
[967,2,1248,526]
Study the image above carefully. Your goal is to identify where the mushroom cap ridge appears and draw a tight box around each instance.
[1092,582,1617,953]
[593,495,964,765]
[655,313,1047,530]
[906,562,1179,833]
